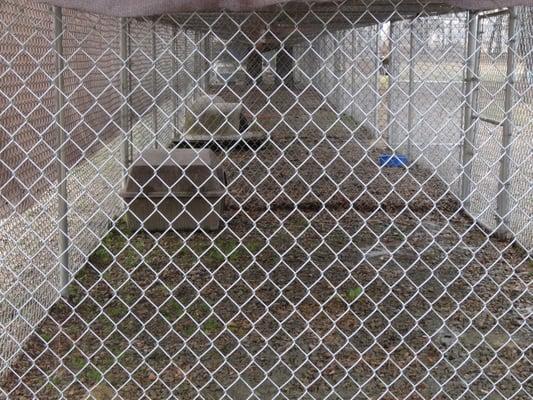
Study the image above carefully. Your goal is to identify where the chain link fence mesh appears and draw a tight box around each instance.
[0,1,531,399]
[470,10,532,247]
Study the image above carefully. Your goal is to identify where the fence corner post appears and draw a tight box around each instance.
[52,6,69,298]
[172,25,179,142]
[460,10,481,208]
[152,22,159,148]
[407,17,417,158]
[120,17,130,170]
[495,7,517,239]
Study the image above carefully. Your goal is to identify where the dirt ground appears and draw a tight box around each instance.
[1,84,530,400]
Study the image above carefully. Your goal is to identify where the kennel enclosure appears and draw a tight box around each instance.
[0,0,531,399]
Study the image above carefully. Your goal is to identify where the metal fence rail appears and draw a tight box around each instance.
[0,1,531,399]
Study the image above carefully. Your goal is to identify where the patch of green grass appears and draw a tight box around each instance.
[245,239,264,253]
[228,246,252,266]
[117,284,141,306]
[115,216,133,236]
[117,246,141,270]
[158,232,182,252]
[81,366,102,384]
[271,231,294,248]
[38,331,54,342]
[192,302,210,317]
[174,318,197,337]
[187,302,212,328]
[216,238,240,254]
[286,214,311,235]
[90,350,115,373]
[68,353,88,371]
[89,246,113,267]
[345,287,363,302]
[118,351,141,371]
[102,229,128,253]
[228,320,250,337]
[101,265,127,289]
[203,318,222,335]
[204,238,242,265]
[67,284,84,304]
[182,324,196,337]
[105,302,128,321]
[187,236,210,253]
[175,247,196,264]
[206,248,226,265]
[64,320,84,339]
[92,315,115,338]
[117,316,141,337]
[160,299,183,322]
[107,337,128,356]
[145,246,170,267]
[50,374,64,388]
[131,236,151,253]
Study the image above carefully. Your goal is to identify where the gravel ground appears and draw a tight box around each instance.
[1,84,530,400]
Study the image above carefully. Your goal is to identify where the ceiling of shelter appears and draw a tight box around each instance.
[37,0,531,48]
[37,0,531,18]
[158,1,460,45]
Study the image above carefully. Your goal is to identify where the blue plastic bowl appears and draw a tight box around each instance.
[379,154,408,167]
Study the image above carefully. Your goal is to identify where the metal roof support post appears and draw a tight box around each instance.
[460,11,481,207]
[496,8,517,239]
[204,33,211,89]
[407,18,416,158]
[152,23,159,148]
[194,31,202,97]
[120,17,130,169]
[53,6,69,298]
[385,21,395,146]
[128,21,133,162]
[172,25,179,142]
[373,25,380,133]
[200,31,207,91]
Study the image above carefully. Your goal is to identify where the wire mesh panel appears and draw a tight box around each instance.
[0,1,531,399]
[468,9,532,247]
[387,14,468,187]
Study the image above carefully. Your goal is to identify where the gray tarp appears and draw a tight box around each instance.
[37,0,533,17]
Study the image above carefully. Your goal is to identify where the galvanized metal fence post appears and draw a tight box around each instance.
[204,33,211,89]
[374,25,380,133]
[194,31,203,95]
[460,11,481,206]
[120,17,130,169]
[53,6,69,297]
[128,21,133,162]
[172,25,179,141]
[152,23,159,148]
[407,18,416,158]
[385,21,395,145]
[496,8,517,238]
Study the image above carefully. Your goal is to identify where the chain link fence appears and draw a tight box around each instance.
[382,10,532,248]
[0,1,531,399]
